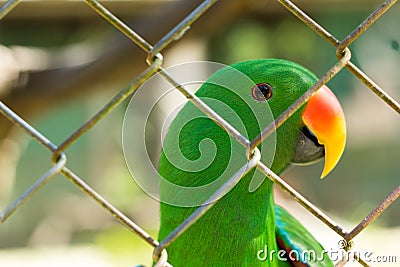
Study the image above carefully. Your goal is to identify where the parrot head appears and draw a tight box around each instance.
[223,59,346,178]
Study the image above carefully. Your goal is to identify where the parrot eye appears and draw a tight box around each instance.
[251,82,273,102]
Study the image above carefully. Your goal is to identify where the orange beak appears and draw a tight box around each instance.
[302,85,346,178]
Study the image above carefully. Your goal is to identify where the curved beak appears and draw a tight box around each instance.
[302,85,346,178]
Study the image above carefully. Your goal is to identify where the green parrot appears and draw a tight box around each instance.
[157,59,346,266]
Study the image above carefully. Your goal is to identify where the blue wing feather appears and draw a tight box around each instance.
[275,205,334,267]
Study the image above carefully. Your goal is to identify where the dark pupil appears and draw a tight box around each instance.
[258,84,271,98]
[254,83,272,101]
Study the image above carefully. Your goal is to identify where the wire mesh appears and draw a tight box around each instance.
[0,0,399,266]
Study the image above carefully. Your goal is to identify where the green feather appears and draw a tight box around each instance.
[158,59,332,266]
[275,205,334,267]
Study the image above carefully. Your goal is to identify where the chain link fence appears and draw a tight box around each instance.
[0,0,399,266]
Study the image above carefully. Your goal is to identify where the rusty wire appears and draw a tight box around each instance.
[0,0,399,266]
[0,0,19,20]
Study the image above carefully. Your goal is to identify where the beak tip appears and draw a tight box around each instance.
[320,167,330,179]
[320,170,329,179]
[319,136,346,179]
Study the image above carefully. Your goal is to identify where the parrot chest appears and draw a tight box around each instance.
[158,167,279,266]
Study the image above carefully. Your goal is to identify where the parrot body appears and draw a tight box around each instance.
[157,59,345,266]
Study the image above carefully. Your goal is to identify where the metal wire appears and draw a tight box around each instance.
[346,184,400,241]
[84,0,153,52]
[61,166,160,248]
[158,66,251,149]
[53,55,163,161]
[336,0,398,52]
[148,0,219,61]
[278,0,400,115]
[249,47,351,152]
[0,0,20,20]
[0,101,57,153]
[257,161,347,237]
[0,0,399,267]
[153,148,261,261]
[0,153,66,223]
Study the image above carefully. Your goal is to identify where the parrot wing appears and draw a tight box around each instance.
[275,205,334,267]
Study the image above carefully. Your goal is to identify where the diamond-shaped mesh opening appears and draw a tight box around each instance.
[0,0,399,266]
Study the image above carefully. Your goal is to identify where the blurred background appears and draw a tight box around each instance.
[0,0,399,266]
